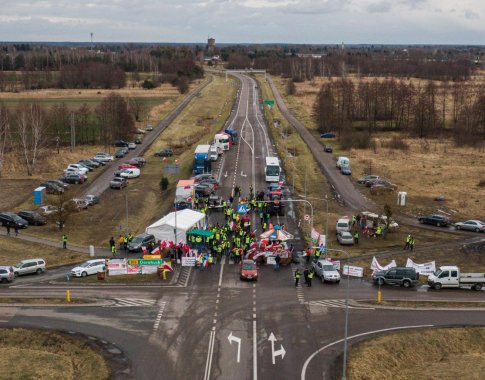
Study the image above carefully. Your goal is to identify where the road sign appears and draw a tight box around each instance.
[182,257,196,267]
[228,332,242,363]
[268,332,286,364]
[264,99,275,106]
[237,203,248,214]
[304,214,310,221]
[128,259,164,266]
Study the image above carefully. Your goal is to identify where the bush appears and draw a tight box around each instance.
[382,136,410,151]
[339,130,371,150]
[160,177,169,190]
[142,79,156,89]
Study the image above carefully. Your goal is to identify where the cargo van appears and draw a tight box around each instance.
[209,145,219,161]
[336,156,350,169]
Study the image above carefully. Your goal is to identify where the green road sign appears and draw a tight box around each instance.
[128,259,164,265]
[264,99,275,106]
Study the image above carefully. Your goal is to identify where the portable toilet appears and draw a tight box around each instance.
[397,191,407,206]
[34,186,46,205]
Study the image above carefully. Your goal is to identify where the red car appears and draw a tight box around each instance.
[240,260,258,281]
[118,164,137,170]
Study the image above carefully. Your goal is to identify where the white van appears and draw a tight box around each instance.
[336,156,350,169]
[120,168,141,179]
[209,145,218,161]
[13,258,46,277]
[336,218,351,234]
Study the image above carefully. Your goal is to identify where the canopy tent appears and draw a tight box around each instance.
[146,209,206,243]
[259,225,294,241]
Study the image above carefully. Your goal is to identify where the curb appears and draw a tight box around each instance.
[0,298,113,308]
[355,299,485,311]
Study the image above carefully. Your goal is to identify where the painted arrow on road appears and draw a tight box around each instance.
[241,171,247,177]
[268,332,286,365]
[228,331,242,363]
[224,171,228,178]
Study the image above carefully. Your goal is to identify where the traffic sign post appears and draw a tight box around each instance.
[263,99,275,106]
[237,203,248,215]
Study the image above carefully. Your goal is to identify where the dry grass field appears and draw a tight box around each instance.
[347,327,485,380]
[0,328,109,380]
[19,74,237,247]
[272,76,485,219]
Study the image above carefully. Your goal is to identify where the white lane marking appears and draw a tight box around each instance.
[300,324,434,380]
[308,300,375,310]
[253,319,258,380]
[218,255,225,287]
[152,301,167,331]
[109,298,157,307]
[204,329,216,380]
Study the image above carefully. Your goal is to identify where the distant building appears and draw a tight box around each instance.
[207,37,216,56]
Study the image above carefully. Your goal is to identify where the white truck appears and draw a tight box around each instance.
[428,266,485,291]
[213,133,229,152]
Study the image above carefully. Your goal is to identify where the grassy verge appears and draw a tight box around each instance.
[361,300,485,308]
[21,75,237,248]
[0,297,90,304]
[346,327,485,380]
[0,328,109,380]
[0,237,86,268]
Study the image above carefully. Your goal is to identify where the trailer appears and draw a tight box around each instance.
[193,144,211,175]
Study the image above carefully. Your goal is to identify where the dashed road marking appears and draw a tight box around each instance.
[152,301,167,331]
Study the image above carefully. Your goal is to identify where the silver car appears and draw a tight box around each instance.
[454,220,485,233]
[0,266,14,283]
[337,231,354,245]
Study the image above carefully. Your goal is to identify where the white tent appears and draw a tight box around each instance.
[145,209,206,243]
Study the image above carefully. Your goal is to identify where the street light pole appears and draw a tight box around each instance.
[326,248,350,380]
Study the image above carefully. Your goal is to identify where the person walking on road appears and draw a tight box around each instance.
[303,268,309,286]
[353,231,359,245]
[294,269,301,287]
[274,254,281,271]
[62,234,68,249]
[307,270,314,287]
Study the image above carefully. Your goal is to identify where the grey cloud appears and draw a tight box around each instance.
[464,9,479,20]
[366,1,392,13]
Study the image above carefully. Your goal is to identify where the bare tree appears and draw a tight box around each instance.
[0,103,10,177]
[14,103,47,176]
[127,97,148,122]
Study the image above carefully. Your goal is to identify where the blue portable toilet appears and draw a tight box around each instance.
[34,186,46,205]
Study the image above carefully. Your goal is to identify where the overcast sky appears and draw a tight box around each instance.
[0,0,483,45]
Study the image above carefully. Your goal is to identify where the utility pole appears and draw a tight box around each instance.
[70,112,75,152]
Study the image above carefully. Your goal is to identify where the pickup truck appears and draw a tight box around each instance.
[428,266,485,291]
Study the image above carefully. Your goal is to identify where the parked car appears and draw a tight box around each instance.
[454,220,485,233]
[320,132,336,138]
[134,138,142,144]
[128,142,137,150]
[60,174,85,184]
[76,162,94,172]
[240,260,258,281]
[312,259,341,283]
[114,150,126,158]
[67,164,89,175]
[16,210,47,226]
[155,148,173,157]
[65,198,89,211]
[13,258,46,277]
[195,183,214,197]
[83,195,100,206]
[340,166,352,175]
[94,153,114,162]
[64,167,88,179]
[357,175,380,184]
[120,168,141,179]
[365,179,393,188]
[145,125,154,131]
[199,178,219,190]
[80,159,100,168]
[40,181,64,194]
[194,174,216,183]
[91,158,106,166]
[38,205,61,215]
[0,212,28,228]
[323,145,333,153]
[417,214,450,227]
[336,156,350,169]
[135,128,146,134]
[45,179,69,189]
[372,267,419,288]
[336,218,351,234]
[110,177,128,189]
[337,231,354,245]
[70,259,106,277]
[127,233,156,252]
[0,266,14,283]
[127,157,146,167]
[113,140,129,147]
[118,164,137,170]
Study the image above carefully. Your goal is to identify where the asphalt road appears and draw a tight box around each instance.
[1,73,484,380]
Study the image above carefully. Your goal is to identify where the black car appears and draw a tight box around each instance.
[134,138,142,144]
[0,212,28,228]
[91,158,106,166]
[78,160,96,170]
[320,132,336,138]
[113,140,129,147]
[324,145,333,153]
[155,148,173,157]
[127,233,156,252]
[41,182,64,194]
[372,267,419,288]
[16,210,47,226]
[114,150,126,158]
[81,159,100,168]
[417,214,450,227]
[61,174,85,184]
[44,179,69,189]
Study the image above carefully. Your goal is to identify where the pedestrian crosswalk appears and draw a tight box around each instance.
[109,298,158,307]
[307,299,374,310]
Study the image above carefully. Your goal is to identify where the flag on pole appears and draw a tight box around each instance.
[163,261,174,273]
[151,246,161,255]
[141,246,148,254]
